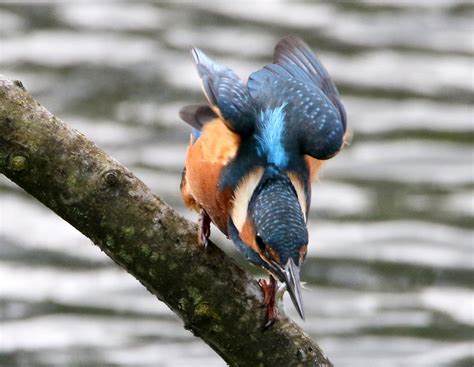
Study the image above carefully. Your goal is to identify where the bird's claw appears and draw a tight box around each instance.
[258,277,278,330]
[197,209,211,249]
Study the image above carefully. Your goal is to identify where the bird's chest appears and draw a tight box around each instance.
[184,119,240,234]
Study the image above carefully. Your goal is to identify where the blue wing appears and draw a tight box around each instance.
[273,35,347,131]
[247,36,346,160]
[191,48,256,135]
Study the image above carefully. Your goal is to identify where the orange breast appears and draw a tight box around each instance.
[183,118,240,234]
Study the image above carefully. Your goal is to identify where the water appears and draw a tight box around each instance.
[0,1,473,366]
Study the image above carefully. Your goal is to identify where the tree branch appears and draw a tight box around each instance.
[0,75,332,366]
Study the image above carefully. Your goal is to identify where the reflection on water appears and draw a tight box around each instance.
[0,1,473,366]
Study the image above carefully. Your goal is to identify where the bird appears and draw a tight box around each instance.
[179,35,347,327]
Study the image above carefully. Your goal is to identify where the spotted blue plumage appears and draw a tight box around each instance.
[246,36,346,160]
[273,35,347,131]
[248,65,343,160]
[256,103,288,167]
[250,171,308,266]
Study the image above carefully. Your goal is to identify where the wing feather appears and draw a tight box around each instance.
[247,36,346,160]
[274,35,347,130]
[191,48,256,135]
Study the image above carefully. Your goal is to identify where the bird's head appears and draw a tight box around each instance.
[229,165,308,319]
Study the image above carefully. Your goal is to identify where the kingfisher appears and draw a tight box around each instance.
[179,35,347,327]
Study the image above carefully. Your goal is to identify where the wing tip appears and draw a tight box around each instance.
[191,47,222,74]
[179,104,217,130]
[191,48,210,74]
[178,104,195,124]
[190,47,203,64]
[274,34,307,56]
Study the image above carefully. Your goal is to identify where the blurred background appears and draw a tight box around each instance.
[0,1,472,366]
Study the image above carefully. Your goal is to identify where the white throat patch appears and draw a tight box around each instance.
[288,172,307,222]
[231,167,264,232]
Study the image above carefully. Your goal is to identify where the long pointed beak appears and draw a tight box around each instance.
[283,258,305,320]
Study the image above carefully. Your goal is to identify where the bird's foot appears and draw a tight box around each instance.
[258,276,278,330]
[197,209,211,249]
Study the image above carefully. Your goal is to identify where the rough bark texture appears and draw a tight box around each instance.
[0,75,332,367]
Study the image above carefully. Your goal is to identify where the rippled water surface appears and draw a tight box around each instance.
[1,1,473,366]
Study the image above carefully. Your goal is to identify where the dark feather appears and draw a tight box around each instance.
[179,104,217,131]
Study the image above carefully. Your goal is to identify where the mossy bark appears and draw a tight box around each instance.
[0,75,332,367]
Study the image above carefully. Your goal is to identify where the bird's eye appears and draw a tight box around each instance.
[256,235,266,252]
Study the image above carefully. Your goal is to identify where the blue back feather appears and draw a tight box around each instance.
[256,103,288,167]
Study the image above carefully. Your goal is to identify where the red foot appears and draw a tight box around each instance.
[258,276,277,329]
[197,209,211,249]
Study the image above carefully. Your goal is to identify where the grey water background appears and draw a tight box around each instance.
[0,1,473,366]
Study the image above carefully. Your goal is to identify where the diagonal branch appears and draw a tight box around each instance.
[0,75,332,366]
